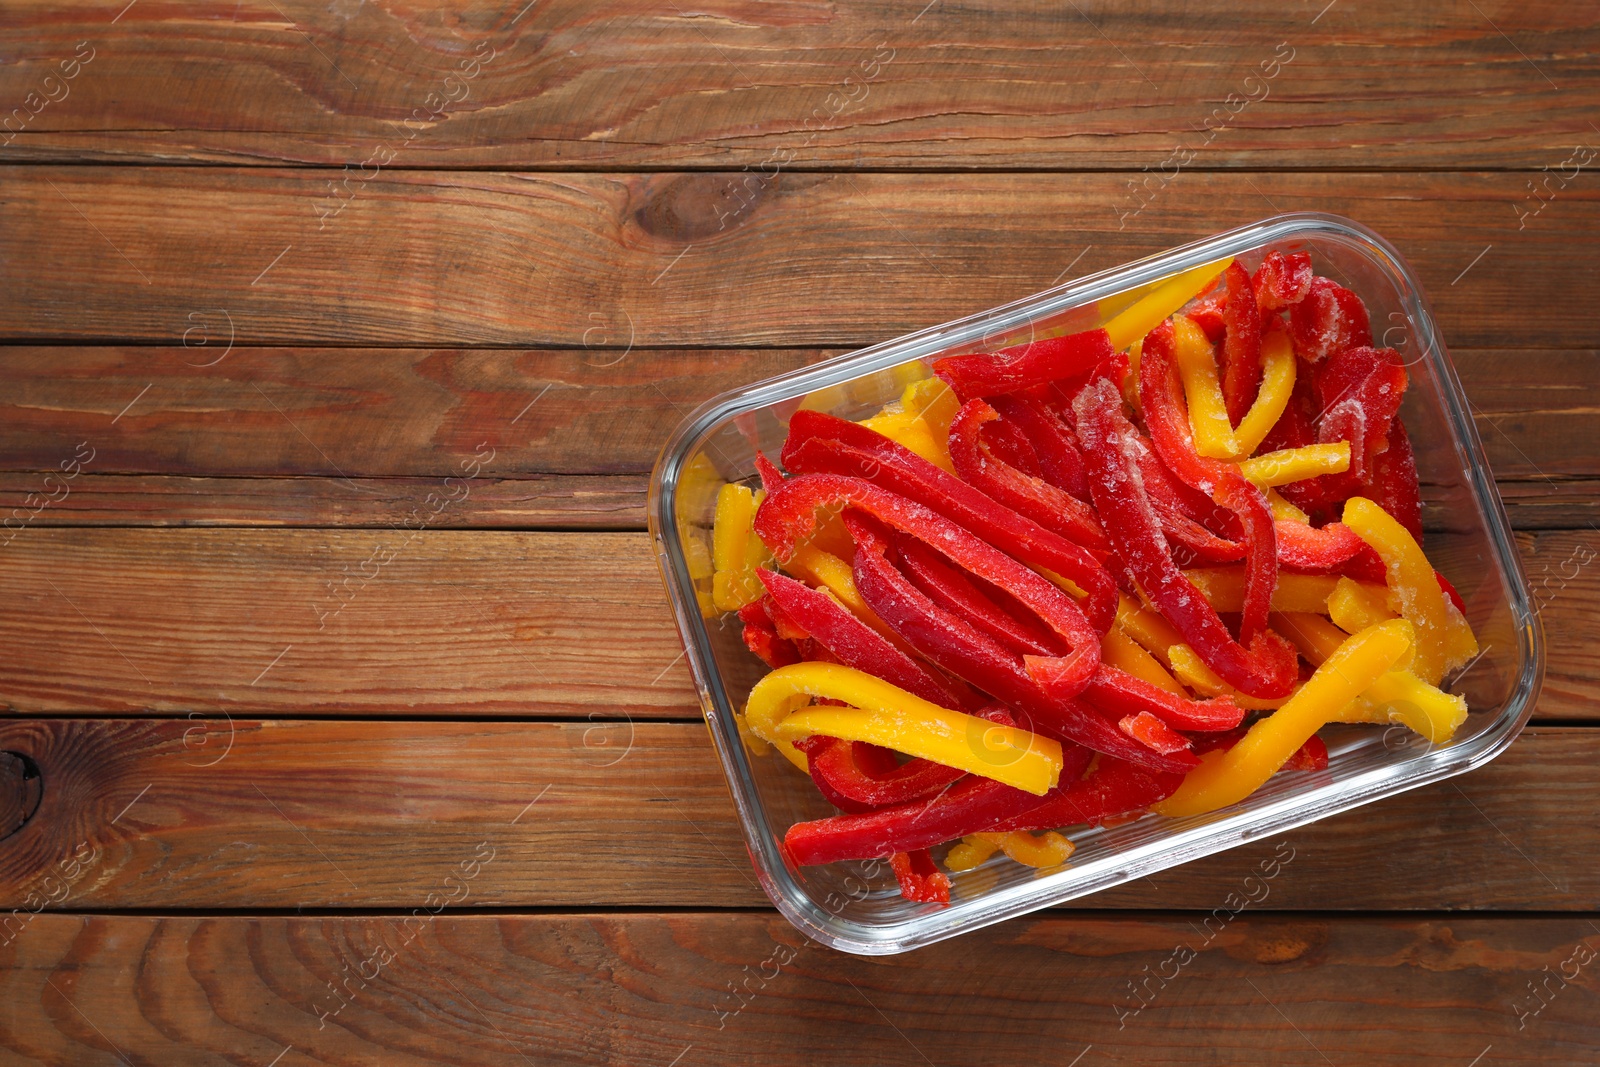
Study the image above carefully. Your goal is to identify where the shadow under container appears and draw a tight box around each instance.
[649,212,1544,955]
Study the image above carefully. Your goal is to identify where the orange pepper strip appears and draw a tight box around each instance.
[1156,619,1415,816]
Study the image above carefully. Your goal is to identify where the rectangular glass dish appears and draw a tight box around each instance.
[648,212,1544,955]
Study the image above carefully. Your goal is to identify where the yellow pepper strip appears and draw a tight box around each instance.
[1271,612,1463,743]
[944,835,1003,872]
[971,829,1075,868]
[1334,671,1468,744]
[712,483,755,573]
[1121,338,1144,410]
[682,530,717,617]
[1104,625,1189,696]
[1116,593,1185,669]
[733,707,772,756]
[1168,643,1293,711]
[1156,620,1416,816]
[1265,487,1310,524]
[1328,576,1399,634]
[1272,610,1346,666]
[1237,442,1351,488]
[861,378,960,473]
[1231,326,1297,458]
[748,662,1063,795]
[1184,567,1355,615]
[1343,497,1479,686]
[711,484,773,611]
[1173,315,1240,460]
[1103,257,1234,352]
[807,513,857,561]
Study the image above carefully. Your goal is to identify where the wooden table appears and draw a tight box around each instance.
[1,3,1596,1064]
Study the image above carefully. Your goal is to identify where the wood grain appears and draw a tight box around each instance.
[0,348,818,478]
[1,349,1596,488]
[0,529,689,715]
[3,169,1594,348]
[0,1,1593,169]
[0,720,1591,912]
[0,527,1589,718]
[1,912,1595,1066]
[0,473,648,530]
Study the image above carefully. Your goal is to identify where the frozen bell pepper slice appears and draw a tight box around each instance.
[947,398,1109,552]
[780,410,1117,631]
[1076,375,1297,698]
[1342,496,1478,686]
[890,849,952,903]
[784,774,1056,865]
[1289,277,1373,363]
[1156,618,1416,816]
[747,661,1064,795]
[1138,318,1280,646]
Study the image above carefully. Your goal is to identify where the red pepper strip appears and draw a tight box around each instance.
[947,398,1110,554]
[1290,277,1373,363]
[1081,664,1244,731]
[783,774,1055,865]
[794,736,965,814]
[756,473,1103,693]
[1367,418,1423,545]
[756,568,979,711]
[988,394,1091,499]
[741,619,800,669]
[1252,250,1313,312]
[1077,374,1298,699]
[761,595,811,642]
[1118,711,1191,755]
[897,534,1061,659]
[1272,521,1385,584]
[798,704,1020,815]
[1163,510,1249,567]
[781,410,1117,631]
[1184,277,1228,343]
[808,715,1038,826]
[890,849,951,904]
[1139,431,1233,525]
[847,513,1196,773]
[931,328,1115,400]
[1136,323,1280,647]
[1220,263,1263,426]
[754,452,786,495]
[980,416,1044,478]
[1274,520,1368,573]
[989,756,1184,832]
[1314,345,1407,485]
[1283,734,1330,772]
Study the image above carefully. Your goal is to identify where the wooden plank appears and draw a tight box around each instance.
[0,472,649,529]
[0,347,1595,483]
[0,720,1592,912]
[1,1,1594,169]
[0,349,817,478]
[2,169,1595,348]
[0,528,1590,717]
[0,529,691,715]
[0,913,1595,1066]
